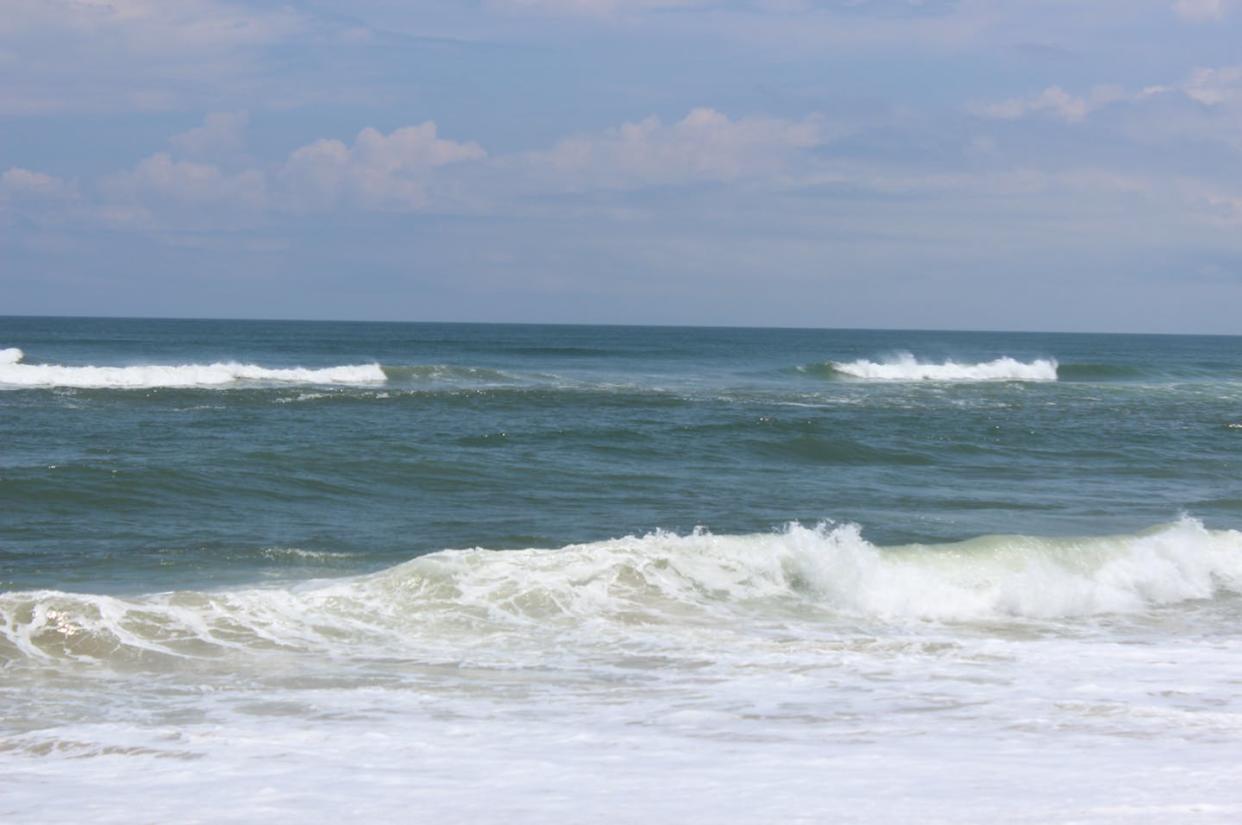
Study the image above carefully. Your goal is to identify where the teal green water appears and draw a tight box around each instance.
[2,316,1241,592]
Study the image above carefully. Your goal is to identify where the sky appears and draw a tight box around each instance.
[2,0,1242,333]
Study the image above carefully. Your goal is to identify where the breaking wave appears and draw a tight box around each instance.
[822,353,1058,382]
[3,518,1239,666]
[0,348,385,389]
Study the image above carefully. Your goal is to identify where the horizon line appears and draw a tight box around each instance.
[1,313,1239,339]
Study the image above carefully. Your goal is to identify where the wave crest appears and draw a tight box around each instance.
[0,348,385,388]
[826,353,1058,382]
[3,519,1240,666]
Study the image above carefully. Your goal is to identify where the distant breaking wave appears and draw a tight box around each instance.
[822,353,1058,382]
[0,348,385,389]
[2,518,1240,666]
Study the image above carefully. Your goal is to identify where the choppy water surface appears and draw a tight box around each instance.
[2,318,1241,823]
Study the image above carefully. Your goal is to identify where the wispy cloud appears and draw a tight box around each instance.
[970,86,1096,122]
[519,108,827,191]
[971,66,1242,124]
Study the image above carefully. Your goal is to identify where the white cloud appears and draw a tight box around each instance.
[85,121,487,224]
[972,86,1093,122]
[1173,0,1229,22]
[0,0,302,52]
[27,75,1242,243]
[0,168,80,234]
[1130,67,1242,149]
[102,153,267,219]
[1180,66,1242,105]
[0,0,306,113]
[486,0,960,20]
[973,67,1242,126]
[524,107,826,191]
[487,0,708,17]
[1207,194,1242,225]
[170,112,250,159]
[1,167,76,200]
[84,110,825,221]
[281,124,487,211]
[70,108,833,224]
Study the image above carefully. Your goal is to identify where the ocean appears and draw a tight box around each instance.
[2,317,1241,823]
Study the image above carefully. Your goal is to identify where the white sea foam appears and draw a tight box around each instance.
[831,353,1058,382]
[4,519,1242,823]
[260,546,356,561]
[0,348,385,388]
[3,518,1239,666]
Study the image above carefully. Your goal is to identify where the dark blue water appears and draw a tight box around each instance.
[3,317,1241,592]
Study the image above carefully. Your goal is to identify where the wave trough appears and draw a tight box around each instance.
[827,353,1058,382]
[0,348,386,388]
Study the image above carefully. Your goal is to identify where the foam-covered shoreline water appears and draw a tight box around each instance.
[4,518,1242,825]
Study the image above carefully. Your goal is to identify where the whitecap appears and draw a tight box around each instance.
[830,353,1058,382]
[0,348,385,389]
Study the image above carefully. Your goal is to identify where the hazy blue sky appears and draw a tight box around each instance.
[3,0,1242,332]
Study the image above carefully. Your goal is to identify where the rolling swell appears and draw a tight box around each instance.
[760,434,933,466]
[380,364,525,384]
[1054,362,1242,383]
[1057,363,1157,382]
[3,518,1240,667]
